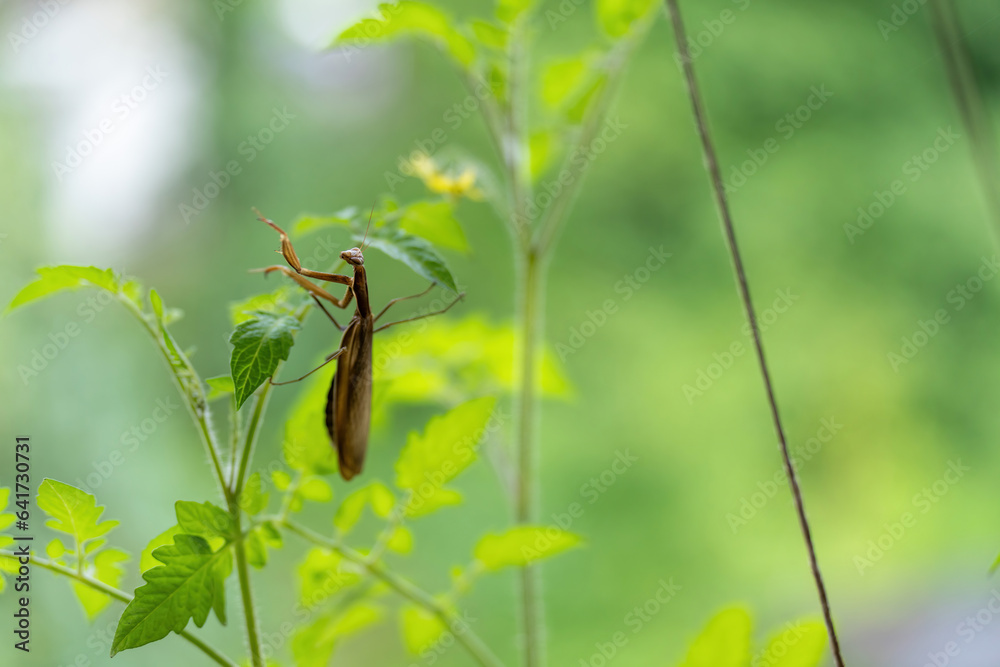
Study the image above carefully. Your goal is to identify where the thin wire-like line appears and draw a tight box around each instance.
[662,1,847,665]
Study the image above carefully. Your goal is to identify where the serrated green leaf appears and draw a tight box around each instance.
[396,397,496,491]
[497,0,535,23]
[474,526,582,571]
[7,266,118,313]
[111,535,232,656]
[230,311,301,409]
[292,613,339,667]
[469,19,507,49]
[680,607,752,667]
[239,473,269,516]
[763,620,828,667]
[37,479,118,546]
[207,376,236,401]
[298,548,363,605]
[336,2,476,67]
[140,525,181,574]
[366,229,459,293]
[400,605,446,654]
[246,528,268,569]
[399,201,469,252]
[175,501,234,541]
[596,0,656,38]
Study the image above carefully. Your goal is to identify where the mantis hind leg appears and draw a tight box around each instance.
[374,293,465,333]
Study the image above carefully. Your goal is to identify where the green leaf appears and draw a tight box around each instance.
[529,130,560,180]
[474,526,582,571]
[74,548,130,620]
[230,311,301,409]
[46,538,66,559]
[496,0,535,23]
[297,477,334,503]
[540,56,591,109]
[230,287,292,326]
[400,605,446,654]
[334,482,396,534]
[399,201,469,252]
[596,0,656,38]
[37,479,118,546]
[404,488,463,519]
[7,265,118,313]
[140,525,181,573]
[387,526,414,554]
[292,603,382,667]
[396,397,496,491]
[111,535,232,656]
[239,473,269,516]
[680,607,752,667]
[336,2,475,67]
[175,501,235,540]
[246,528,269,569]
[366,229,459,293]
[206,376,236,401]
[272,470,293,491]
[763,620,828,667]
[298,548,363,605]
[469,19,508,50]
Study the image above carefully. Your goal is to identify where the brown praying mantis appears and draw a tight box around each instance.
[251,208,464,480]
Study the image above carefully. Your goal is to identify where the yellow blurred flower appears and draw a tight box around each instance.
[404,153,484,201]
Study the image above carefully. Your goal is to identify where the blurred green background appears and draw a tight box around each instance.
[2,0,1000,665]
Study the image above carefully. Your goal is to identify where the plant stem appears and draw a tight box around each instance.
[3,552,238,667]
[662,1,846,664]
[928,0,1000,240]
[281,520,504,667]
[513,247,545,667]
[231,515,265,667]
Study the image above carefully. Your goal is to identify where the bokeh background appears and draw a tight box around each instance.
[2,0,1000,665]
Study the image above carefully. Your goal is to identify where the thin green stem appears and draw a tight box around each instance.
[231,516,265,667]
[2,552,238,667]
[281,520,504,667]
